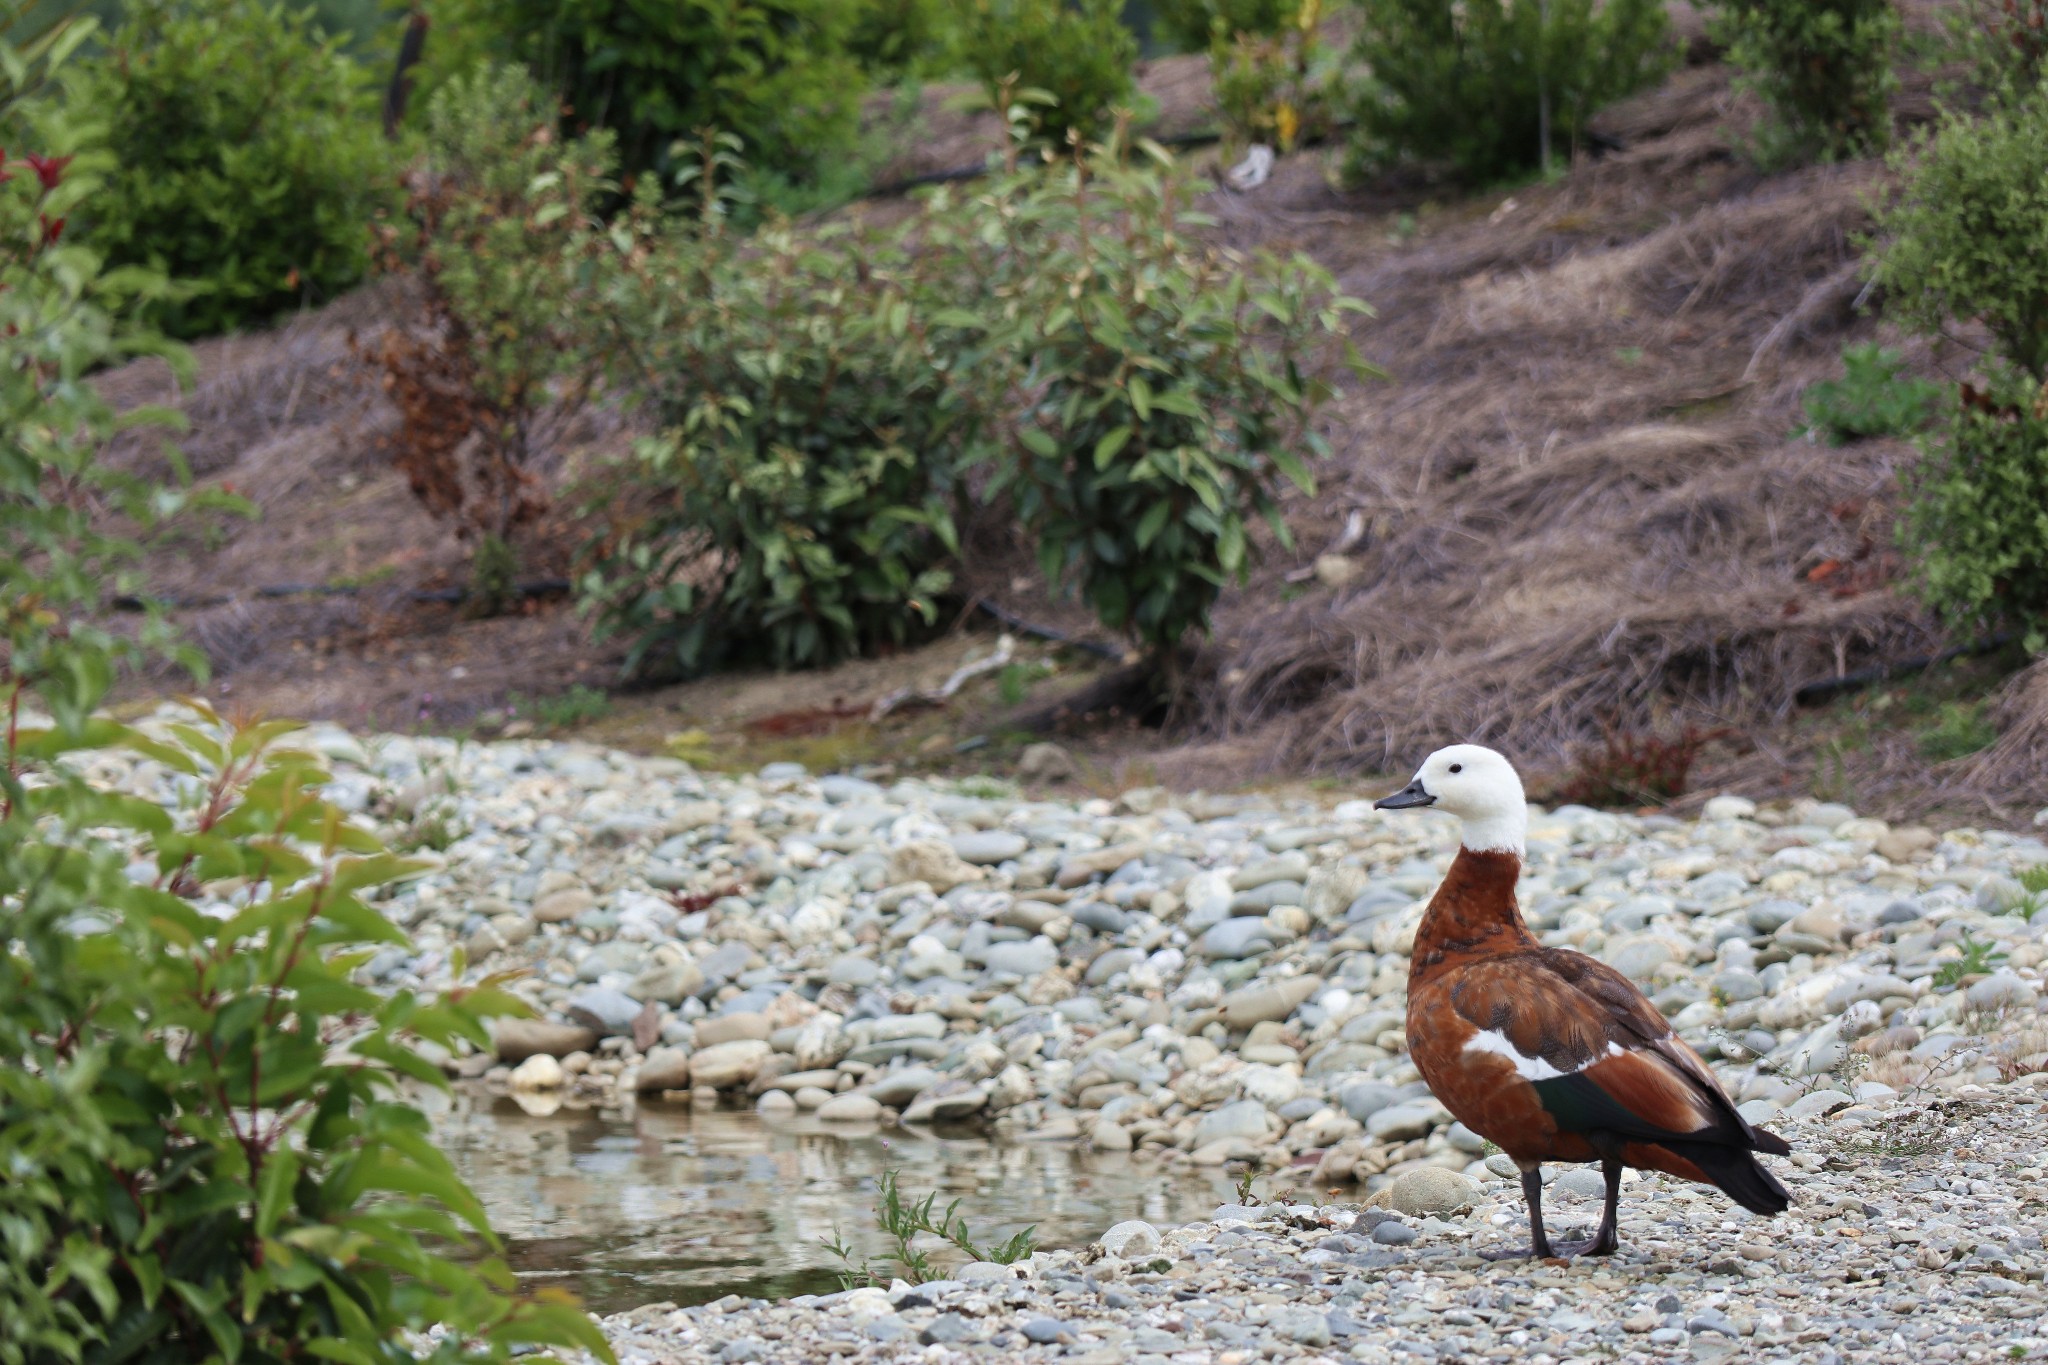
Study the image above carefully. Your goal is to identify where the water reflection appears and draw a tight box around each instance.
[431,1090,1241,1315]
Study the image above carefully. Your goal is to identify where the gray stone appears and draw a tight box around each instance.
[1099,1220,1161,1258]
[1371,1221,1417,1246]
[1084,947,1143,985]
[1068,901,1131,935]
[1020,1317,1070,1345]
[1201,917,1276,960]
[951,831,1028,865]
[688,1039,771,1089]
[1193,1100,1275,1146]
[1266,1306,1332,1347]
[1220,974,1322,1028]
[1387,1167,1478,1216]
[630,960,706,1005]
[866,1066,941,1106]
[817,1093,883,1123]
[1550,1168,1608,1200]
[827,954,881,988]
[1746,899,1802,934]
[634,1046,692,1092]
[918,1314,978,1346]
[1366,1100,1444,1142]
[1017,743,1078,783]
[1339,1080,1399,1123]
[901,1079,989,1123]
[1230,880,1306,913]
[985,939,1057,976]
[693,1011,770,1048]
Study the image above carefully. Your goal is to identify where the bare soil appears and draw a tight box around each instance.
[89,5,2045,826]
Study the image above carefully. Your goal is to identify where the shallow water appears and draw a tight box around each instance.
[432,1090,1244,1315]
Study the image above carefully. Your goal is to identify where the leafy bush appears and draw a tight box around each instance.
[1347,0,1673,181]
[580,147,979,679]
[1947,0,2048,105]
[1153,0,1298,50]
[448,0,866,193]
[955,0,1138,147]
[962,125,1372,673]
[1877,98,2048,642]
[1874,97,2048,384]
[1898,372,2048,646]
[52,0,391,338]
[1,33,610,1361]
[1711,0,1899,164]
[1800,343,1948,445]
[846,0,955,77]
[1211,1,1339,155]
[360,63,614,612]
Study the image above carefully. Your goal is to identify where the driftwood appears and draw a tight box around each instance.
[869,634,1017,721]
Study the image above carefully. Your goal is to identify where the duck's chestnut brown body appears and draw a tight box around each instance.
[1406,847,1791,1254]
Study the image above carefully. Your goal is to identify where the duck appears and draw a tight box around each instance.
[1374,744,1791,1259]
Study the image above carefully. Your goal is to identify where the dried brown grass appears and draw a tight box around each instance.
[1169,61,1999,796]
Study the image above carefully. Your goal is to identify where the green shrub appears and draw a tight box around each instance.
[448,0,867,194]
[53,0,391,338]
[1711,0,1900,164]
[955,0,1138,147]
[1211,1,1339,154]
[1347,0,1673,181]
[1874,97,2048,384]
[1898,371,2048,646]
[580,151,979,679]
[962,126,1372,674]
[1153,0,1298,50]
[360,63,614,612]
[1,32,610,1360]
[1946,0,2048,106]
[1879,99,2048,643]
[846,0,955,77]
[1799,343,1948,445]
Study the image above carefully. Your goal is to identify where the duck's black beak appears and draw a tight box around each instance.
[1374,780,1435,810]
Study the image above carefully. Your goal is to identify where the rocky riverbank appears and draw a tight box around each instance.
[101,717,2048,1354]
[584,1082,2048,1363]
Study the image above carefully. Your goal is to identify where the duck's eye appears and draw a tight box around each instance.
[1448,763,1463,774]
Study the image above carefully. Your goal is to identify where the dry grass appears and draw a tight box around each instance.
[1128,54,2028,811]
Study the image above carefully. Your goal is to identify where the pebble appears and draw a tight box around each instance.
[80,713,2048,1360]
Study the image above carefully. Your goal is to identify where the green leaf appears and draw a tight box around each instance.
[1093,426,1133,469]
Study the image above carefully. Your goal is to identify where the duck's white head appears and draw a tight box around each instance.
[1373,744,1528,856]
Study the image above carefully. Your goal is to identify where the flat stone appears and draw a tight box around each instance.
[1020,1316,1070,1345]
[688,1039,772,1089]
[493,1019,601,1063]
[817,1093,883,1123]
[985,939,1057,976]
[827,954,881,988]
[695,1012,772,1047]
[564,986,643,1035]
[1220,974,1323,1028]
[886,841,983,894]
[532,887,594,923]
[866,1066,941,1106]
[1089,1119,1132,1151]
[1367,1099,1446,1142]
[952,830,1029,865]
[1193,1099,1274,1147]
[1201,917,1276,960]
[634,1045,692,1091]
[630,960,705,1005]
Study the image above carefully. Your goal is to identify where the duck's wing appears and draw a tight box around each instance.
[1443,949,1790,1161]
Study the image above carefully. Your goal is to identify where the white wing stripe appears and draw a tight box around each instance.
[1462,1027,1577,1081]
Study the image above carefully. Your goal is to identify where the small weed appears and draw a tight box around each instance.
[1843,1103,1953,1160]
[1231,1165,1262,1205]
[1917,699,1996,762]
[1799,344,1947,446]
[2008,866,2048,923]
[996,661,1054,707]
[822,1171,1037,1289]
[376,743,468,853]
[509,683,610,732]
[954,774,1019,800]
[1615,346,1645,365]
[1933,932,2009,988]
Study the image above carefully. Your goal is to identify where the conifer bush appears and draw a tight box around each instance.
[1712,0,1900,163]
[1347,0,1673,181]
[53,0,390,338]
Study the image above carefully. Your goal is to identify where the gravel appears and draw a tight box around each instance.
[91,715,2048,1359]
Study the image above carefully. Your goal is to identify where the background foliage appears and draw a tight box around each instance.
[1,27,609,1360]
[52,0,392,338]
[1347,0,1673,180]
[1711,0,1900,164]
[954,0,1139,148]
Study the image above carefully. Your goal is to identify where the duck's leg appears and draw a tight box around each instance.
[1481,1165,1556,1260]
[1551,1156,1624,1258]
